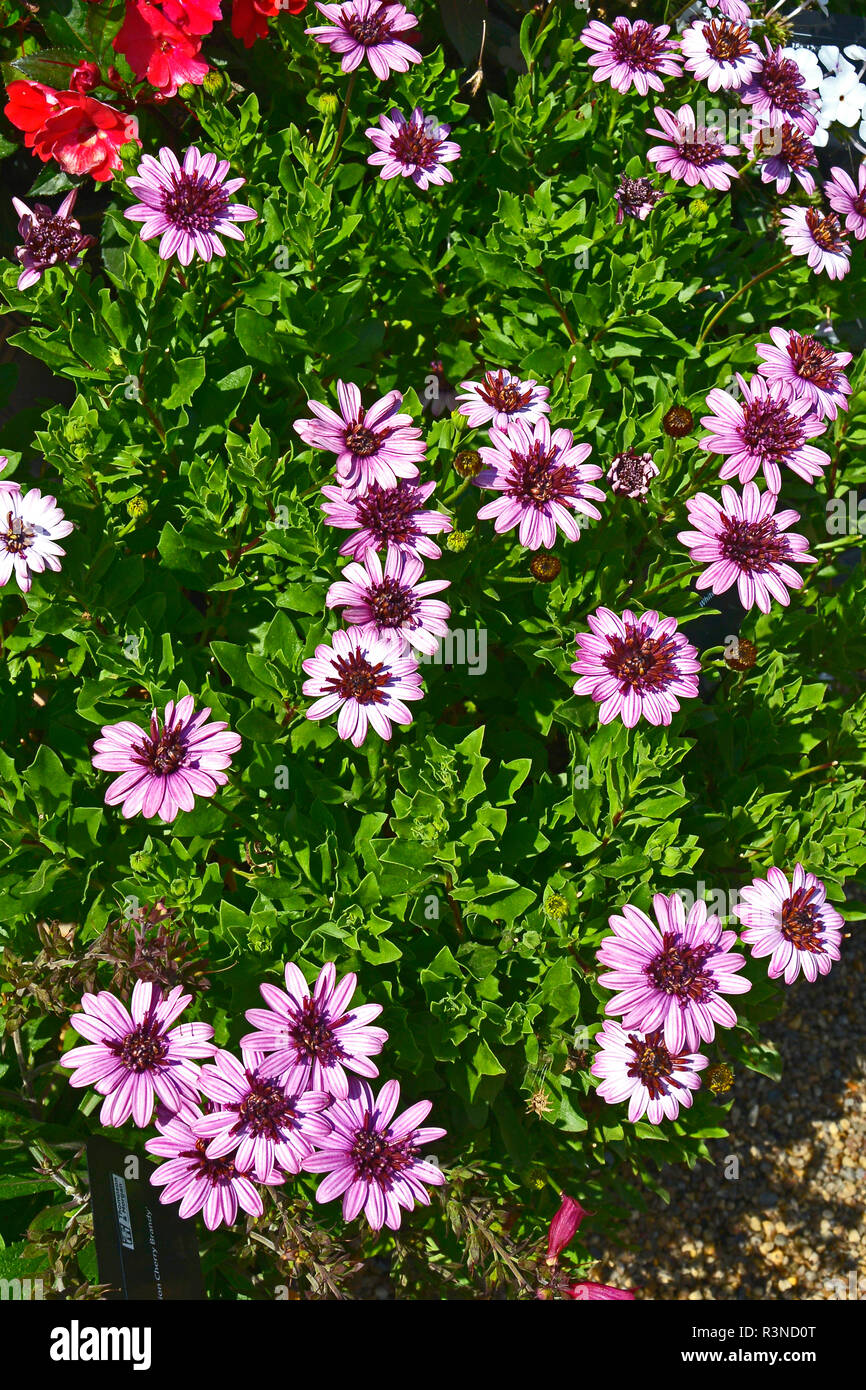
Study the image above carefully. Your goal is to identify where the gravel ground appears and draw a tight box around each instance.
[584,923,866,1301]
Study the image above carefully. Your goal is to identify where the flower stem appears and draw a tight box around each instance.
[324,72,357,177]
[696,255,794,349]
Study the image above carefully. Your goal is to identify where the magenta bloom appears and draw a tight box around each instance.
[456,369,550,432]
[546,1194,590,1264]
[701,374,830,492]
[193,1049,332,1180]
[824,163,866,241]
[679,18,760,92]
[0,486,73,594]
[12,189,94,290]
[242,961,388,1099]
[741,43,819,135]
[475,418,602,550]
[325,546,450,655]
[294,381,425,495]
[125,146,257,267]
[596,893,751,1052]
[591,1018,708,1125]
[779,205,851,280]
[706,0,751,21]
[306,2,421,79]
[579,18,682,96]
[571,607,701,728]
[321,477,452,561]
[733,864,843,985]
[678,483,815,614]
[61,982,214,1127]
[745,120,817,195]
[566,1280,636,1301]
[302,626,423,746]
[92,696,241,822]
[146,1109,281,1230]
[365,108,460,189]
[755,327,852,422]
[646,105,739,190]
[614,173,665,225]
[303,1078,446,1231]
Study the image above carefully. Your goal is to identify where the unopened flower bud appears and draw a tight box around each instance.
[127,497,148,519]
[545,892,568,920]
[446,529,472,553]
[706,1062,734,1095]
[318,92,340,117]
[546,1193,591,1264]
[202,69,228,97]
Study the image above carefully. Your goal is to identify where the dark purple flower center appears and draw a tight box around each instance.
[780,887,823,952]
[785,333,840,390]
[758,121,813,171]
[478,370,533,415]
[756,51,815,119]
[603,624,680,693]
[615,175,663,217]
[344,12,392,45]
[679,128,727,167]
[345,423,385,457]
[607,450,655,498]
[289,996,345,1065]
[354,482,423,545]
[183,1138,248,1186]
[1,514,34,555]
[162,172,230,233]
[350,1113,412,1184]
[740,395,805,460]
[391,119,443,171]
[368,576,417,627]
[18,206,89,268]
[138,724,188,776]
[506,442,578,508]
[718,514,790,573]
[610,19,669,71]
[233,1076,297,1140]
[112,1021,168,1073]
[626,1029,687,1100]
[853,191,866,217]
[705,18,752,62]
[325,648,391,705]
[805,208,846,253]
[646,931,718,1003]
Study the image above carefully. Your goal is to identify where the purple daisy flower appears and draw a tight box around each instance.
[824,163,866,241]
[60,982,214,1127]
[306,2,421,80]
[92,695,242,822]
[755,327,852,422]
[571,607,701,728]
[303,1078,446,1231]
[566,1281,636,1301]
[779,205,851,280]
[302,626,423,746]
[745,119,817,195]
[678,483,815,614]
[146,1109,282,1230]
[11,189,95,290]
[741,42,819,135]
[579,18,682,96]
[591,1018,709,1125]
[365,108,460,189]
[706,0,751,21]
[474,417,602,550]
[325,545,450,655]
[701,374,830,492]
[124,146,257,267]
[606,449,659,500]
[0,486,73,594]
[614,173,665,224]
[241,961,388,1099]
[0,456,18,494]
[646,105,739,190]
[456,369,550,432]
[679,18,761,93]
[596,892,751,1053]
[193,1048,332,1180]
[733,864,844,985]
[320,477,452,560]
[294,381,425,495]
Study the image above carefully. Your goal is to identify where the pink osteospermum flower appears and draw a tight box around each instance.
[706,0,751,22]
[646,105,739,190]
[596,892,751,1053]
[306,1,421,79]
[12,188,95,290]
[303,1078,446,1231]
[241,961,388,1099]
[733,864,843,985]
[591,1018,709,1125]
[701,373,830,492]
[124,146,257,266]
[678,483,815,614]
[302,626,423,746]
[92,695,242,822]
[741,43,819,135]
[456,369,550,432]
[146,1109,282,1230]
[320,477,452,560]
[566,1280,636,1301]
[193,1049,332,1180]
[0,456,17,494]
[475,417,603,550]
[60,981,215,1127]
[325,545,450,655]
[614,173,665,224]
[824,163,866,241]
[0,486,73,593]
[365,108,460,189]
[579,18,682,96]
[679,18,761,93]
[779,205,851,280]
[294,381,425,495]
[755,327,852,422]
[745,119,817,195]
[571,607,701,728]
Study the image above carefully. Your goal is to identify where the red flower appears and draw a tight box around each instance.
[546,1194,591,1265]
[69,61,102,94]
[114,0,209,96]
[4,81,60,139]
[162,0,224,36]
[5,81,137,181]
[231,0,305,48]
[564,1281,636,1300]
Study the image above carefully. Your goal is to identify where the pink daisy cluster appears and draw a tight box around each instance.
[63,962,445,1233]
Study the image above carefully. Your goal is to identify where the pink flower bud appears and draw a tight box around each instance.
[546,1194,590,1264]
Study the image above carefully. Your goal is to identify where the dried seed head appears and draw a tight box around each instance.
[454,449,483,478]
[725,637,757,671]
[531,552,562,583]
[663,405,694,438]
[706,1062,734,1095]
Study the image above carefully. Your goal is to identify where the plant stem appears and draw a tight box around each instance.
[697,255,794,348]
[324,72,357,177]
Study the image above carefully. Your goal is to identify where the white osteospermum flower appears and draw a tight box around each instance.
[0,487,73,593]
[783,45,822,91]
[819,66,866,127]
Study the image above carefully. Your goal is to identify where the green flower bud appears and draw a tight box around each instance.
[445,529,472,553]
